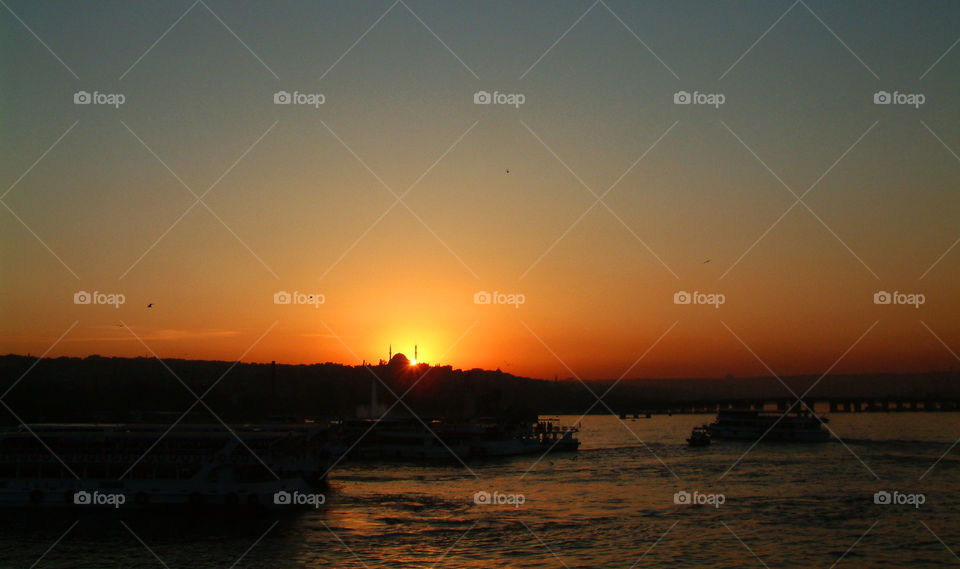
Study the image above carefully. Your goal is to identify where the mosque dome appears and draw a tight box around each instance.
[388,353,410,366]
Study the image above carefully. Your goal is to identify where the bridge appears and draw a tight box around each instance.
[614,396,960,415]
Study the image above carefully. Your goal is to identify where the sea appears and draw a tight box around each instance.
[2,413,959,568]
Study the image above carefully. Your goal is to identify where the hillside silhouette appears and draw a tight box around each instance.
[0,354,958,423]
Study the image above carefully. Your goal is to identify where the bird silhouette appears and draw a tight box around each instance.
[147,303,153,308]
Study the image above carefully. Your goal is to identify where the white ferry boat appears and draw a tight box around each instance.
[708,409,830,442]
[0,423,332,508]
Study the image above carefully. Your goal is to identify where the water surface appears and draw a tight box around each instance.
[3,413,958,568]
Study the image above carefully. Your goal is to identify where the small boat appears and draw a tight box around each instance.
[686,425,711,447]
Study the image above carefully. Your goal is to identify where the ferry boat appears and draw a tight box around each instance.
[330,417,580,460]
[0,423,332,508]
[707,409,830,442]
[331,418,475,460]
[472,418,580,456]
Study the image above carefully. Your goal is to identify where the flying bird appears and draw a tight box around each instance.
[147,303,153,308]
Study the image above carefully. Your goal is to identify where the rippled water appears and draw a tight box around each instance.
[3,413,960,568]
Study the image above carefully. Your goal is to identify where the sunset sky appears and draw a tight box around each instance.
[2,1,959,379]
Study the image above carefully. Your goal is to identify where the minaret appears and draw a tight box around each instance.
[414,345,417,362]
[389,344,392,360]
[271,361,277,410]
